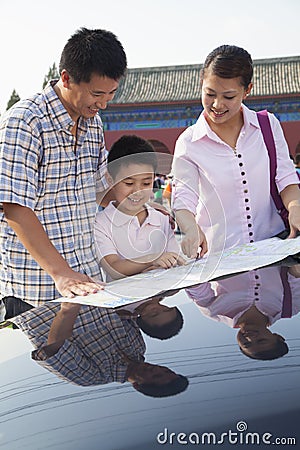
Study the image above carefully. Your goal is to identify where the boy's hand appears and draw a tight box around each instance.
[153,252,186,269]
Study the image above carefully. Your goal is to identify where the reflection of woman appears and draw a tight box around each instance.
[172,45,300,258]
[186,265,300,360]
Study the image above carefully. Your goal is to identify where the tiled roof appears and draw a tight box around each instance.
[111,56,300,104]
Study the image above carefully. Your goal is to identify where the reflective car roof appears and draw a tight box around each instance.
[1,262,300,450]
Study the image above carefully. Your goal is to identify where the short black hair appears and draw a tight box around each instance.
[295,153,300,165]
[135,374,189,398]
[137,307,183,340]
[59,27,127,83]
[108,135,157,179]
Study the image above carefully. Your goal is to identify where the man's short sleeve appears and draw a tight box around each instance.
[0,113,40,210]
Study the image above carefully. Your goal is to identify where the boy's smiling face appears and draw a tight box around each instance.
[112,163,154,215]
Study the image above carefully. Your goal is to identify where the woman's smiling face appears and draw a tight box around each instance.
[201,70,252,126]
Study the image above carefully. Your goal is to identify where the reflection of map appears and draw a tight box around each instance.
[54,236,300,308]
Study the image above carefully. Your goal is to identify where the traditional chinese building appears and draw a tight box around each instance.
[101,56,300,174]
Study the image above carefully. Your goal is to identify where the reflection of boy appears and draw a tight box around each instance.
[116,291,184,340]
[94,135,185,281]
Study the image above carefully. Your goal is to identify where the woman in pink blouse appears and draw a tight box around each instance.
[172,45,300,258]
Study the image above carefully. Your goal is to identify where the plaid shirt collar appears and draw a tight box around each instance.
[45,80,94,134]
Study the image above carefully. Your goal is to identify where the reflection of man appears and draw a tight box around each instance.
[186,265,300,360]
[12,304,188,397]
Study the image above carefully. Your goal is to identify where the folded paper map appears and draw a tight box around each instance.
[53,236,300,308]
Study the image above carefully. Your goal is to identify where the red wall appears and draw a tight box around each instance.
[105,121,300,155]
[281,122,300,155]
[105,128,185,154]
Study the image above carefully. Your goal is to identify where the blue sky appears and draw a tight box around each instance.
[0,0,299,113]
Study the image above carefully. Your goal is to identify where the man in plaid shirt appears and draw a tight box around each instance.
[0,28,127,317]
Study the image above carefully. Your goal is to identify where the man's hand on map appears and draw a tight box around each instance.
[53,270,105,298]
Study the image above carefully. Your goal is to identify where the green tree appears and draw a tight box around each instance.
[6,89,21,110]
[43,62,60,88]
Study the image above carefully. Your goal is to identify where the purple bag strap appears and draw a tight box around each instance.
[280,266,292,318]
[257,110,288,225]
